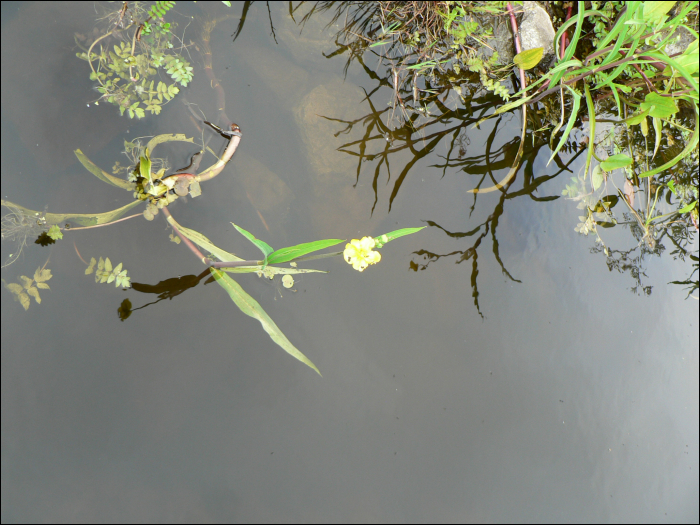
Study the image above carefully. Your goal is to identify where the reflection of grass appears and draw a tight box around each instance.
[1,202,46,268]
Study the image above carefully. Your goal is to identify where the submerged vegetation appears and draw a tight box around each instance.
[1,2,425,375]
[75,0,192,118]
[1,0,698,351]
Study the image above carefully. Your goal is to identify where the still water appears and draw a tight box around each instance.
[1,2,698,522]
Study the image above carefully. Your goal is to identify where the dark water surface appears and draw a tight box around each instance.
[2,2,698,522]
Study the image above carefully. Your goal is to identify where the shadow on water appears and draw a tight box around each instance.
[305,0,698,309]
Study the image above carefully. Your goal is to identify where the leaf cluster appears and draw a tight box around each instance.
[76,1,192,119]
[2,265,52,311]
[85,257,131,288]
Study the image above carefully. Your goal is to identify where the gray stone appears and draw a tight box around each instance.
[519,3,556,59]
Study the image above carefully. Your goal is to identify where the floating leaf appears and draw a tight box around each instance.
[47,225,63,240]
[267,239,345,265]
[373,227,426,248]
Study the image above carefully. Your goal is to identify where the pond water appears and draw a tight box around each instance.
[1,2,698,522]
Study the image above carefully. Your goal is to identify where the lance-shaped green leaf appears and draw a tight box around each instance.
[547,85,581,166]
[166,215,242,262]
[267,239,345,265]
[146,133,195,154]
[1,199,143,227]
[678,200,698,214]
[74,149,135,190]
[232,223,274,261]
[140,148,161,196]
[210,268,321,375]
[373,227,425,248]
[640,106,699,178]
[600,154,633,172]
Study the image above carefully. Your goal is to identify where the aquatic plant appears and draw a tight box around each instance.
[75,1,192,118]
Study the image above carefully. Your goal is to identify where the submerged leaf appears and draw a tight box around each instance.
[34,267,52,283]
[74,149,135,190]
[210,268,320,375]
[86,257,97,275]
[1,199,143,228]
[26,286,41,304]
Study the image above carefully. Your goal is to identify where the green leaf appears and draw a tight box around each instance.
[373,227,425,248]
[640,106,700,178]
[232,223,274,260]
[165,216,242,262]
[140,149,152,185]
[1,199,143,228]
[267,239,346,265]
[513,48,544,70]
[547,86,581,166]
[34,267,52,283]
[667,179,677,194]
[678,200,698,214]
[47,225,63,240]
[74,149,135,190]
[642,1,676,24]
[210,268,321,375]
[86,257,96,275]
[591,164,604,191]
[600,154,633,171]
[640,92,677,119]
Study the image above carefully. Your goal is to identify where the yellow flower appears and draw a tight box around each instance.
[344,236,381,272]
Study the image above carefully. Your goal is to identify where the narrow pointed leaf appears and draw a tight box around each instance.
[232,223,274,258]
[210,268,321,375]
[267,239,345,265]
[74,149,135,190]
[373,227,425,248]
[1,199,143,228]
[547,87,581,166]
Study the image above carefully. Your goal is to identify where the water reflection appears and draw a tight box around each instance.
[308,0,698,303]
